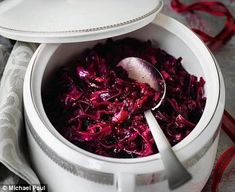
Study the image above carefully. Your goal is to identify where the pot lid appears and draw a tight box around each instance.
[0,0,163,43]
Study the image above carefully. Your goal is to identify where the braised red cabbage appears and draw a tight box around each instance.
[43,38,206,158]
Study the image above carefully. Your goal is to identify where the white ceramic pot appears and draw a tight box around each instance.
[23,14,225,192]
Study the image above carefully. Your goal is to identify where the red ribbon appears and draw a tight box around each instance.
[171,0,235,50]
[222,110,235,143]
[211,145,235,192]
[211,111,235,192]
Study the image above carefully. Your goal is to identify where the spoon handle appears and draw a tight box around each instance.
[144,110,192,190]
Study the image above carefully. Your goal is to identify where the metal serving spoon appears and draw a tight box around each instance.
[118,57,192,190]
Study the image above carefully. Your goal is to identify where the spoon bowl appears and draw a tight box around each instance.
[117,57,166,110]
[118,57,192,190]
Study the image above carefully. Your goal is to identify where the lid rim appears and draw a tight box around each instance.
[0,15,155,43]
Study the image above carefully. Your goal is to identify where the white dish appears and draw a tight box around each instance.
[23,14,225,192]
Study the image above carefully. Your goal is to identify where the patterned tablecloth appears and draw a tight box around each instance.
[0,1,234,192]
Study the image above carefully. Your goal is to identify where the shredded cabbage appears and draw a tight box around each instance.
[43,38,206,158]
